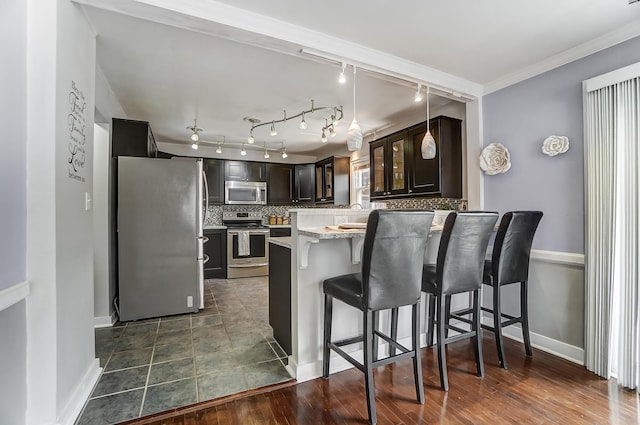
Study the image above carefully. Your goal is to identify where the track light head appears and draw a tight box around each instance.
[329,125,336,137]
[299,112,307,130]
[321,130,327,143]
[270,122,277,136]
[414,84,423,102]
[240,146,247,156]
[215,144,222,154]
[248,133,255,144]
[191,142,198,150]
[338,62,347,84]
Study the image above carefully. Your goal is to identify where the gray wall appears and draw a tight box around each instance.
[483,36,640,253]
[0,0,27,423]
[0,0,27,290]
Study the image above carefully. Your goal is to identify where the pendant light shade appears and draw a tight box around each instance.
[421,86,437,159]
[421,131,436,159]
[347,65,363,151]
[347,119,363,151]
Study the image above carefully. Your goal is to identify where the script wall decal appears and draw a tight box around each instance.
[67,80,86,182]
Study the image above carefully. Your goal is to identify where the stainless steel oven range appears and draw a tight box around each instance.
[223,211,269,278]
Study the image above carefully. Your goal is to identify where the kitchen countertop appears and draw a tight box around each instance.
[266,224,291,228]
[203,225,227,230]
[298,227,365,239]
[268,236,291,248]
[298,224,444,240]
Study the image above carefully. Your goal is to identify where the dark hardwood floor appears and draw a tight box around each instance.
[119,334,639,424]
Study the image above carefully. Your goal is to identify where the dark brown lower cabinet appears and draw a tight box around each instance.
[268,242,291,355]
[203,229,226,279]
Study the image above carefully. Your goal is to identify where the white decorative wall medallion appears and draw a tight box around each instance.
[542,135,569,156]
[480,143,511,175]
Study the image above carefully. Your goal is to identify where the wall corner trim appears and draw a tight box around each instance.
[0,280,30,312]
[530,249,584,266]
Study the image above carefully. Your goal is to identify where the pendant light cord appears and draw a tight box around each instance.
[426,86,430,128]
[353,65,357,118]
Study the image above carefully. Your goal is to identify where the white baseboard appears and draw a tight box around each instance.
[93,311,117,328]
[56,359,101,425]
[481,317,584,365]
[291,323,584,383]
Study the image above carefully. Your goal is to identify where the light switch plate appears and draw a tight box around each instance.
[85,192,92,211]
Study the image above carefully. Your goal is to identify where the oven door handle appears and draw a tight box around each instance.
[228,230,269,235]
[228,263,269,268]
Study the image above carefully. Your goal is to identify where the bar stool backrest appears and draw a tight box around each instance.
[362,210,434,311]
[437,212,499,295]
[492,211,543,285]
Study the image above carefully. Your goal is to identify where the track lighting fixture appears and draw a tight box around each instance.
[329,125,336,137]
[248,132,255,144]
[240,145,247,156]
[186,119,202,148]
[245,100,342,146]
[321,130,327,143]
[281,149,288,159]
[332,109,340,126]
[338,62,347,84]
[264,142,270,159]
[414,84,423,102]
[299,112,307,130]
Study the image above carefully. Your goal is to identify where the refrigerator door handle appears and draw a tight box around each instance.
[202,169,209,226]
[203,254,210,264]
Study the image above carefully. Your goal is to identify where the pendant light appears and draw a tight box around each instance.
[347,65,363,151]
[421,86,437,159]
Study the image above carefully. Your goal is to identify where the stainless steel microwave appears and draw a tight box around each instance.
[224,181,267,205]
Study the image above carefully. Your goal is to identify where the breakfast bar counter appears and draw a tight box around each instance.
[282,209,446,382]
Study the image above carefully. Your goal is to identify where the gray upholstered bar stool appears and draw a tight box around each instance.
[422,211,498,391]
[481,211,543,368]
[322,209,434,425]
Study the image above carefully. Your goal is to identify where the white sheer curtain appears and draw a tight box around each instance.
[584,63,640,390]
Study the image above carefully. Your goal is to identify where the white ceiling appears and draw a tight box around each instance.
[81,0,640,156]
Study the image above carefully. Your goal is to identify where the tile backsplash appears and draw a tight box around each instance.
[204,198,466,227]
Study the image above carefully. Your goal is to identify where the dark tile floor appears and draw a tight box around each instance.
[75,277,292,425]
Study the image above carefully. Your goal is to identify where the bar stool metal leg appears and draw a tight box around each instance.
[472,289,484,377]
[427,294,436,347]
[390,308,399,356]
[492,283,507,369]
[412,302,425,404]
[363,309,377,424]
[437,295,449,391]
[322,294,333,378]
[372,311,379,361]
[521,280,533,356]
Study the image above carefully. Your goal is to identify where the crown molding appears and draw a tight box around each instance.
[483,21,640,95]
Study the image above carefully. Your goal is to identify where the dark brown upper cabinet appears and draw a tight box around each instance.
[267,163,315,205]
[203,158,224,204]
[370,115,462,200]
[369,133,409,198]
[315,156,350,205]
[224,160,266,182]
[111,118,157,158]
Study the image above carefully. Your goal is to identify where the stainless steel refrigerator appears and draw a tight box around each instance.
[117,156,205,321]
